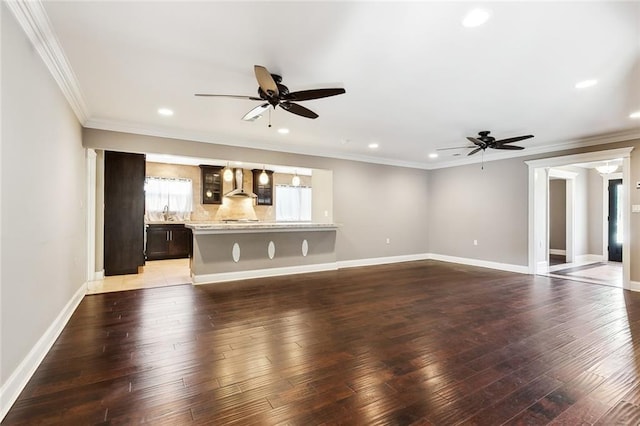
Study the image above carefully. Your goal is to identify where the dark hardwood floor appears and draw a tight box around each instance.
[5,260,640,425]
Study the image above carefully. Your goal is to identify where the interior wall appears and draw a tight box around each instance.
[587,168,604,256]
[83,129,431,261]
[572,166,589,257]
[95,150,105,274]
[1,3,86,387]
[549,179,566,251]
[428,157,529,266]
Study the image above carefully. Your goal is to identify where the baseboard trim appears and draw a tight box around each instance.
[576,254,603,263]
[0,282,86,422]
[337,253,431,269]
[628,281,640,292]
[430,253,529,274]
[192,262,339,285]
[549,249,566,256]
[94,270,104,280]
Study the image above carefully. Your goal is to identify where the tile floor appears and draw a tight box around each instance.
[87,258,192,294]
[547,260,623,288]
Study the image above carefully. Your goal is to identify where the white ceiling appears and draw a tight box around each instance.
[23,1,640,168]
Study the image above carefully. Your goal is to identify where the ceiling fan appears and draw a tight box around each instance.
[195,65,346,122]
[438,131,534,156]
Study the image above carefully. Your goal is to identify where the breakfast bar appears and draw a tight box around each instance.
[185,222,338,284]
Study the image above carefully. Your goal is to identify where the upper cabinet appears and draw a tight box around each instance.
[252,169,273,206]
[200,165,223,204]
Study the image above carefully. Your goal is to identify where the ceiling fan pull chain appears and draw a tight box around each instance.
[268,106,272,128]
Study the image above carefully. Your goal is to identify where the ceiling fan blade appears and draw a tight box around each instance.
[280,102,318,119]
[494,135,534,145]
[493,144,525,150]
[466,137,484,146]
[254,65,279,97]
[283,88,346,102]
[468,147,483,156]
[436,146,476,151]
[242,103,270,121]
[195,94,262,100]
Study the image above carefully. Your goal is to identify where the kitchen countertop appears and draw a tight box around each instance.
[185,221,338,234]
[145,220,187,225]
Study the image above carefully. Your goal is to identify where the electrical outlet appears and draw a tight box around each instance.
[386,238,390,244]
[473,240,478,246]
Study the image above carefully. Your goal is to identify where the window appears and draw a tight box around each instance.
[275,185,312,221]
[145,176,193,221]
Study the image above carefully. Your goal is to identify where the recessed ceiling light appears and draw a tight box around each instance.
[157,108,173,116]
[630,111,640,119]
[429,153,438,159]
[368,143,379,149]
[575,79,598,89]
[462,9,491,28]
[277,128,289,134]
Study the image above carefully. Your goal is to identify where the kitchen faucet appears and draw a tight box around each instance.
[163,205,169,221]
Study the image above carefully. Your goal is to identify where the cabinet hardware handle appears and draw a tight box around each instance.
[166,230,169,241]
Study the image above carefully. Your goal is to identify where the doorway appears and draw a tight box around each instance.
[526,147,632,289]
[608,178,623,262]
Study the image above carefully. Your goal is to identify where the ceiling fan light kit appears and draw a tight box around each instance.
[437,130,534,156]
[196,65,345,122]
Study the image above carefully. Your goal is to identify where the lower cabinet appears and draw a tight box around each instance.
[145,224,192,260]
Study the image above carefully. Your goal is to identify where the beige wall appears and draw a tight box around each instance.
[549,179,566,251]
[427,156,529,265]
[83,129,432,262]
[2,3,86,388]
[84,129,640,280]
[587,169,604,256]
[428,139,640,280]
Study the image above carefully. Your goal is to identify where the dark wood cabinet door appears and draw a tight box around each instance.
[104,151,145,275]
[146,224,192,260]
[145,226,169,260]
[200,165,223,204]
[252,169,273,205]
[168,227,192,257]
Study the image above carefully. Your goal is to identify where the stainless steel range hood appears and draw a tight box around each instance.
[224,168,257,198]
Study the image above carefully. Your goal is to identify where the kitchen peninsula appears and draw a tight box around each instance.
[185,221,338,284]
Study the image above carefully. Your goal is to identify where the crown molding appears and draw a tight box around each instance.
[85,118,640,171]
[432,128,640,170]
[84,118,434,170]
[6,0,89,123]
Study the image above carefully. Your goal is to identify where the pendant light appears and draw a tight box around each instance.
[223,162,233,182]
[259,166,269,185]
[291,171,301,187]
[595,161,618,175]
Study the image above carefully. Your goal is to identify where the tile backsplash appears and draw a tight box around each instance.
[145,162,279,221]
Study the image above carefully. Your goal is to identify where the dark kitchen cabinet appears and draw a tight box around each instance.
[200,165,223,204]
[146,224,192,260]
[104,151,145,275]
[252,169,273,205]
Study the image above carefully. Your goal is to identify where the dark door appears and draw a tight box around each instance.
[608,179,623,262]
[104,151,146,275]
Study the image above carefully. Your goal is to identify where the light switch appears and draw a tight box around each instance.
[633,205,640,213]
